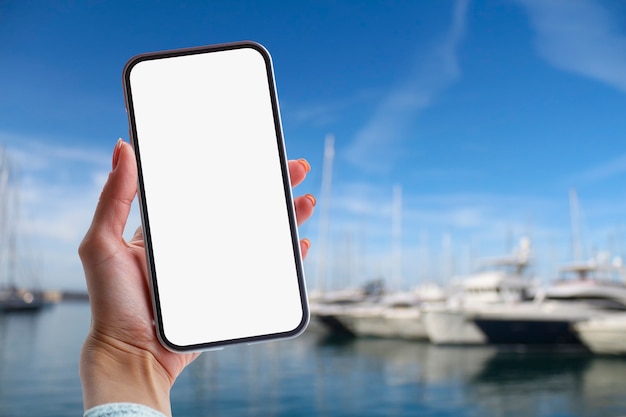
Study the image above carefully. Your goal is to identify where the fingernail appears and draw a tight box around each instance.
[298,158,311,174]
[301,238,311,250]
[112,138,123,169]
[305,194,316,206]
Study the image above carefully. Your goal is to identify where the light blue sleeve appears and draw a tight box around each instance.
[84,403,168,417]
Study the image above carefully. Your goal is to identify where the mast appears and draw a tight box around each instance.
[391,184,402,291]
[419,230,430,282]
[7,165,20,289]
[569,188,583,262]
[442,232,453,283]
[315,134,335,294]
[0,147,9,289]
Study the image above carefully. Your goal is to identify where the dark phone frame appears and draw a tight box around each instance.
[122,41,309,352]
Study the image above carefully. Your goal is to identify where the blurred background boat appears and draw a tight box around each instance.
[315,282,447,340]
[422,237,535,345]
[0,147,54,313]
[472,254,626,348]
[574,312,626,355]
[0,287,50,312]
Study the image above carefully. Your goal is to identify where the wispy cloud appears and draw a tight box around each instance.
[514,0,626,93]
[572,153,626,183]
[344,0,469,172]
[0,132,111,174]
[283,89,378,128]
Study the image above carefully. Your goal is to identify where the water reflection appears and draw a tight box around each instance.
[0,311,42,417]
[0,304,625,417]
[577,357,626,415]
[177,330,626,416]
[0,309,41,361]
[0,304,89,417]
[329,336,497,384]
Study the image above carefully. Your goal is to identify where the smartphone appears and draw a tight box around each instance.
[122,41,308,352]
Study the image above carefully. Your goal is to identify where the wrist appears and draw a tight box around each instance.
[80,332,173,416]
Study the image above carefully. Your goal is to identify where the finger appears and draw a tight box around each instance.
[288,159,310,188]
[300,238,311,259]
[129,226,144,244]
[84,140,138,244]
[294,194,315,226]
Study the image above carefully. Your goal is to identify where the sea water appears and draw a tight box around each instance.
[0,303,625,417]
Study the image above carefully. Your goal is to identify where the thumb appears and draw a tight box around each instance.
[82,139,138,254]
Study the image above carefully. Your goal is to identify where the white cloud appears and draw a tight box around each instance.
[344,0,469,172]
[514,0,626,93]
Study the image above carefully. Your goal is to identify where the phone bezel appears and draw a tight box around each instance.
[122,41,309,352]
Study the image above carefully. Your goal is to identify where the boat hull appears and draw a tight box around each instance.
[469,301,604,347]
[0,290,49,313]
[473,318,582,346]
[423,308,486,345]
[575,314,626,355]
[342,307,428,340]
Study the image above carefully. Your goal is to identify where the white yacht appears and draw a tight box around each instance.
[329,284,448,340]
[470,299,606,346]
[329,291,422,339]
[308,281,385,336]
[539,262,626,309]
[574,312,626,355]
[423,238,535,345]
[471,260,626,347]
[311,281,448,340]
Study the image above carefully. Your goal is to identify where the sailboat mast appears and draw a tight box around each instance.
[391,185,402,291]
[0,148,9,289]
[569,188,583,262]
[315,134,335,294]
[7,168,20,289]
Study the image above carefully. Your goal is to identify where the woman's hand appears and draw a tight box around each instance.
[78,139,315,416]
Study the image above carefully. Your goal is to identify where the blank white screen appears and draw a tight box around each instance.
[127,45,306,348]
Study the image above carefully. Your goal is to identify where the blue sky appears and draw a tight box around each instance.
[1,0,625,291]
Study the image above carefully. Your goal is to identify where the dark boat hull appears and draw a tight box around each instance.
[473,318,583,346]
[0,290,49,313]
[315,314,356,337]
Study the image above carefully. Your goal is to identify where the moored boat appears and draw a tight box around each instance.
[574,312,626,355]
[472,260,626,347]
[423,238,535,345]
[471,301,604,346]
[0,287,50,312]
[331,291,427,340]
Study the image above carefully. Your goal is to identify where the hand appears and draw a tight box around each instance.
[78,139,315,416]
